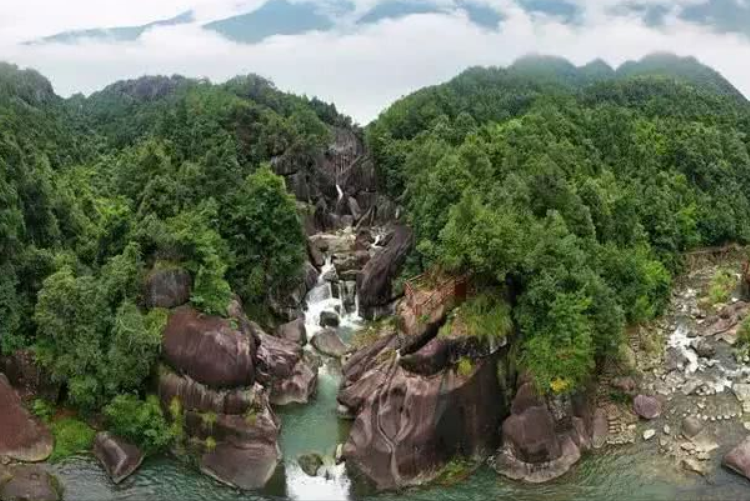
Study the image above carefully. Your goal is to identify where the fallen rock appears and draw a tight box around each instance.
[633,395,662,420]
[319,311,340,328]
[725,437,750,481]
[255,330,317,406]
[162,307,256,388]
[682,458,707,476]
[691,338,715,358]
[733,383,750,413]
[276,318,307,345]
[643,429,656,441]
[0,465,61,501]
[298,452,324,477]
[311,329,347,358]
[93,432,144,484]
[682,416,704,438]
[665,347,689,372]
[144,267,192,309]
[0,374,53,462]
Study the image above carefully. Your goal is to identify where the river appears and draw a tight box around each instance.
[48,259,750,501]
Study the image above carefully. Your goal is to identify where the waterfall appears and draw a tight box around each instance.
[336,184,344,201]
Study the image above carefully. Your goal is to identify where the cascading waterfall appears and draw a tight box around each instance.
[282,252,363,501]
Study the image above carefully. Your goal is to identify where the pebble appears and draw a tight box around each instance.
[663,425,671,435]
[643,429,656,441]
[743,422,750,431]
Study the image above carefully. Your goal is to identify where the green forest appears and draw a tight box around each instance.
[3,52,750,450]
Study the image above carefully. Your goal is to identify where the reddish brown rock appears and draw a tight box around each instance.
[93,432,144,484]
[158,367,255,416]
[633,395,662,420]
[0,374,53,462]
[162,307,255,388]
[0,350,60,402]
[144,267,192,309]
[342,351,503,490]
[276,318,307,345]
[724,436,750,481]
[255,330,317,406]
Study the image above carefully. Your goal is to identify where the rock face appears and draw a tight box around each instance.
[311,329,347,358]
[0,465,61,501]
[633,395,662,420]
[144,267,192,309]
[338,328,507,490]
[276,318,307,345]
[357,225,413,319]
[93,432,144,484]
[255,329,317,406]
[724,437,750,481]
[162,307,256,388]
[494,380,592,483]
[0,350,60,402]
[0,374,53,462]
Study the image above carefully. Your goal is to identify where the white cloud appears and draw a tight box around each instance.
[1,0,750,124]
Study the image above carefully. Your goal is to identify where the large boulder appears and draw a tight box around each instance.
[276,318,307,345]
[0,374,53,462]
[724,437,750,481]
[0,350,60,402]
[633,395,662,420]
[255,330,317,406]
[93,432,144,484]
[0,465,61,501]
[494,381,590,483]
[162,307,256,388]
[158,367,255,416]
[196,389,281,490]
[357,225,413,318]
[340,334,504,490]
[311,329,347,358]
[143,267,192,309]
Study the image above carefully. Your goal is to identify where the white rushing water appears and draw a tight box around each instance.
[284,252,363,501]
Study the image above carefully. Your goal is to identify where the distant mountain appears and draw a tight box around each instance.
[27,11,193,45]
[616,53,745,102]
[204,0,335,44]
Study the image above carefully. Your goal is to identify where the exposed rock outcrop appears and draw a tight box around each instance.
[493,379,592,483]
[162,306,256,388]
[255,329,317,406]
[144,267,192,309]
[0,350,60,402]
[338,325,507,490]
[276,318,307,345]
[93,432,144,484]
[357,225,413,319]
[0,465,61,501]
[0,374,53,462]
[724,436,750,481]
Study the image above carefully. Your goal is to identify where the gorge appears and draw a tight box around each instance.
[5,53,750,501]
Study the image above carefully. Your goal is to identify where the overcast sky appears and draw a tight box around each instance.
[1,0,749,123]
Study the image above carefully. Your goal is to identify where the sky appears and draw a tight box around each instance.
[2,0,750,123]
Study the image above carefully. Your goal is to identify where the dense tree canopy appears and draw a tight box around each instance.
[368,54,750,393]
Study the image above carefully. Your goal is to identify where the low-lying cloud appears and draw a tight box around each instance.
[3,0,750,123]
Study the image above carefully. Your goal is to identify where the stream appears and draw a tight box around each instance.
[47,256,750,501]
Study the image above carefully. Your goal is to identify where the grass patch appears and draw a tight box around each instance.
[707,268,736,305]
[50,417,96,461]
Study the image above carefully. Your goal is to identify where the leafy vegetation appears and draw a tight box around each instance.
[103,394,174,455]
[50,417,96,461]
[368,54,750,393]
[707,268,737,305]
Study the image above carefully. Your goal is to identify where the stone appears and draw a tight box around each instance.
[665,346,689,372]
[643,429,656,441]
[93,432,144,484]
[276,318,307,346]
[0,374,53,462]
[611,376,637,395]
[0,465,61,501]
[162,307,256,388]
[298,453,324,477]
[311,329,347,358]
[335,444,344,464]
[682,416,704,438]
[255,330,317,406]
[633,395,662,420]
[691,338,716,358]
[357,225,413,318]
[143,267,192,309]
[733,383,750,413]
[682,458,707,476]
[0,350,60,402]
[307,238,325,268]
[319,311,340,328]
[723,437,750,481]
[592,408,608,450]
[663,425,671,435]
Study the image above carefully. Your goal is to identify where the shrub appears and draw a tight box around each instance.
[708,268,736,305]
[103,394,174,456]
[31,399,55,423]
[50,417,96,461]
[456,357,474,377]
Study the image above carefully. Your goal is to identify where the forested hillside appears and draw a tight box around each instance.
[367,53,750,392]
[1,64,349,412]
